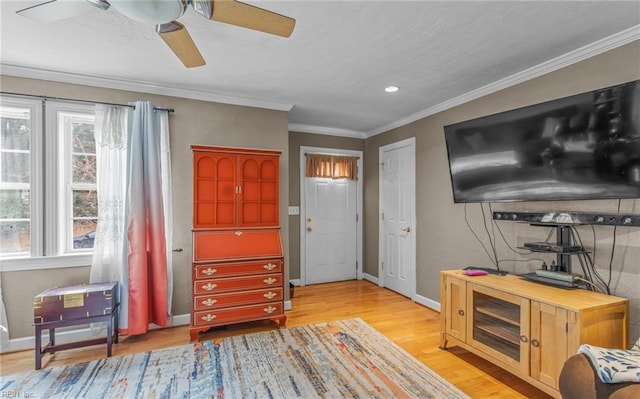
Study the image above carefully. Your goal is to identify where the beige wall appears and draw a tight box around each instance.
[288,132,365,280]
[365,40,640,342]
[0,75,289,339]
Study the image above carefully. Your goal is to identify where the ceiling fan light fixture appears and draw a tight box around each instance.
[385,86,399,93]
[109,0,187,24]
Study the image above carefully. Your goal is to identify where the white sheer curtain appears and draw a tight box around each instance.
[0,276,9,351]
[90,104,128,322]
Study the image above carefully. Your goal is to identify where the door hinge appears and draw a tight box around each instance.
[381,261,384,270]
[381,162,384,171]
[566,322,568,334]
[356,213,358,221]
[356,261,358,270]
[381,212,385,220]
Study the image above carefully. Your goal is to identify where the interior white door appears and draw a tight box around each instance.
[379,138,416,298]
[304,177,357,284]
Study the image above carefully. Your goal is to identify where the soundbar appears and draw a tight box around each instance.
[534,269,579,282]
[493,211,640,227]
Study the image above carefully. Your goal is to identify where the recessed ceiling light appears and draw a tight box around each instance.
[385,86,399,93]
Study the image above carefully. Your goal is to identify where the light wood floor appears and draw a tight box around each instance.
[0,280,551,398]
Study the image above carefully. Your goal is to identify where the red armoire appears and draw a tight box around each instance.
[190,145,286,341]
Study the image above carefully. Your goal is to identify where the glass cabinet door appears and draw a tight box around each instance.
[467,283,530,375]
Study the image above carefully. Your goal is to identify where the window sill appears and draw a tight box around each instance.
[0,254,92,272]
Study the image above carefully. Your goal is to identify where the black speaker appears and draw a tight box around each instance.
[492,211,640,227]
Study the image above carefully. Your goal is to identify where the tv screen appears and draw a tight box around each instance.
[444,80,640,203]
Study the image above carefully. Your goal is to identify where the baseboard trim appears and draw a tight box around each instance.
[415,294,440,312]
[1,313,191,354]
[363,273,379,285]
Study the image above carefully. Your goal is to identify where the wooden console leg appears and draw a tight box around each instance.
[35,325,42,370]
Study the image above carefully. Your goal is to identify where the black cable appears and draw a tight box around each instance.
[492,219,531,256]
[482,203,500,269]
[572,226,610,294]
[464,203,498,267]
[606,200,622,290]
[576,253,595,291]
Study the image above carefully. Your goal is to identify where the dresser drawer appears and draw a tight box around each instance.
[193,288,283,310]
[194,274,282,294]
[194,260,282,279]
[193,302,283,326]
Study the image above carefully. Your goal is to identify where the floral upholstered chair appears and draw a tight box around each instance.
[559,337,640,399]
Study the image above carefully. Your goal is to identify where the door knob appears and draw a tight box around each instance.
[306,227,313,232]
[401,227,411,233]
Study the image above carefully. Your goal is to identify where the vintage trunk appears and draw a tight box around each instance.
[34,282,118,323]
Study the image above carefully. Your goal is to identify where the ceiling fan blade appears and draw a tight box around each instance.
[16,0,109,22]
[207,0,295,38]
[157,21,206,68]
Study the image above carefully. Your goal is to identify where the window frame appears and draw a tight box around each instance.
[49,103,97,255]
[0,97,96,272]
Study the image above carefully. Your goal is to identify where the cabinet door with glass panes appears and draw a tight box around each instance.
[466,283,531,376]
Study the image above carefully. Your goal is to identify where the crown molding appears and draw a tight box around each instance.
[288,123,367,139]
[0,63,294,112]
[2,24,637,138]
[365,25,640,138]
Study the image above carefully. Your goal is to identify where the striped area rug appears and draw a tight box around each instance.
[1,318,469,398]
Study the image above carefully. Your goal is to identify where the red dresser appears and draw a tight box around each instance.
[190,146,286,341]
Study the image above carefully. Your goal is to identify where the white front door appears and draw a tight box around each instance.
[304,177,357,284]
[379,137,416,298]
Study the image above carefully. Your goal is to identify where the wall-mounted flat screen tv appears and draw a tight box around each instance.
[444,80,640,203]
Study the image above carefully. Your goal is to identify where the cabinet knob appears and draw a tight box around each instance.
[201,283,217,291]
[201,314,217,322]
[519,335,528,343]
[458,309,465,316]
[202,298,217,306]
[531,339,540,347]
[306,227,313,232]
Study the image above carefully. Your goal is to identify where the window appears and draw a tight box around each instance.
[58,109,97,251]
[0,96,97,268]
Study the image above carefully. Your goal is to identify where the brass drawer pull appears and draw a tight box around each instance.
[263,291,276,299]
[263,263,277,271]
[458,309,465,316]
[263,277,277,285]
[201,268,217,276]
[520,335,528,343]
[263,306,277,314]
[531,339,540,347]
[202,298,217,306]
[202,314,217,322]
[201,283,217,291]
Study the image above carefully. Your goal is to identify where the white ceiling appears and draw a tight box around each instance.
[1,1,639,138]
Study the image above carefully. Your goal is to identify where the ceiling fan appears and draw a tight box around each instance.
[16,0,296,68]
